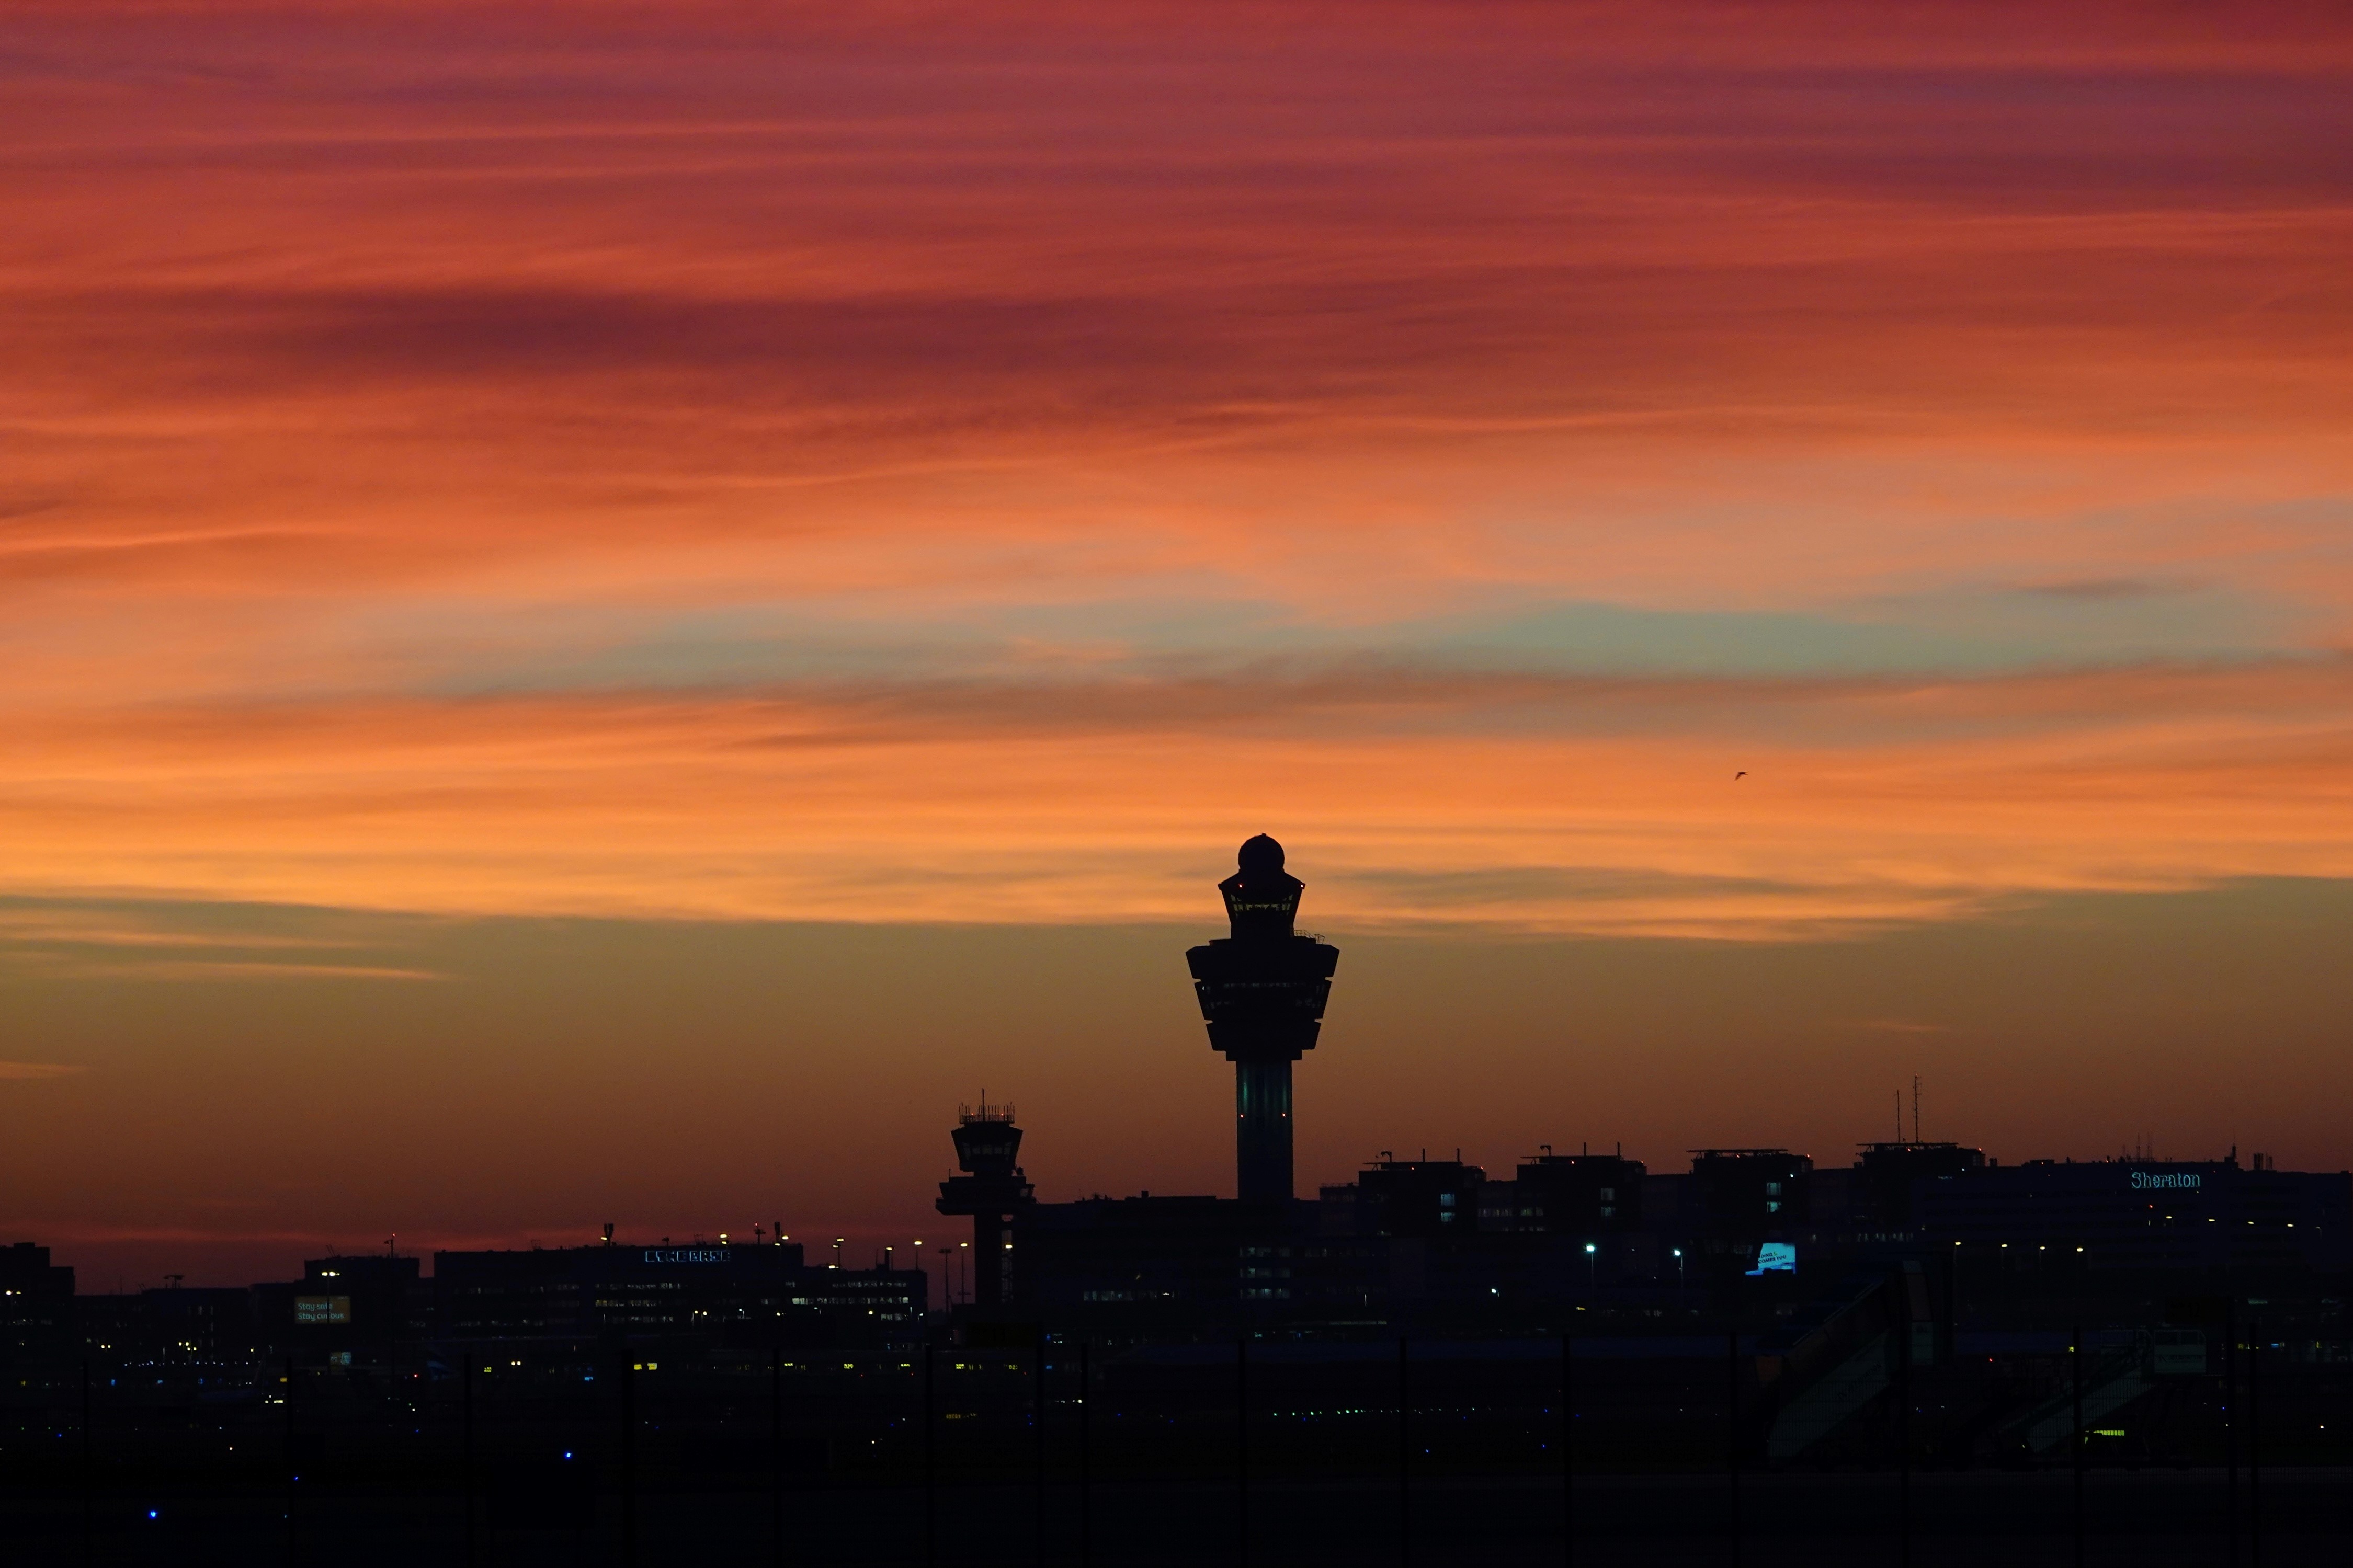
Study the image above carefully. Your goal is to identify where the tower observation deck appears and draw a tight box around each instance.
[1185,835,1342,1206]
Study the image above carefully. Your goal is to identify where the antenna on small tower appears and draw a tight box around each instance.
[1913,1076,1922,1144]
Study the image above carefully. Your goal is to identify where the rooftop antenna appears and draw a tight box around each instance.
[602,1222,614,1246]
[775,1220,785,1245]
[1894,1091,1902,1143]
[1913,1076,1921,1144]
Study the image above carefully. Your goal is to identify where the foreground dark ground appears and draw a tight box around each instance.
[8,1330,2345,1565]
[4,1468,2349,1566]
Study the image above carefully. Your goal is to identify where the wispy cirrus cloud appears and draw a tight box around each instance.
[0,903,449,980]
[0,1061,86,1081]
[26,959,447,982]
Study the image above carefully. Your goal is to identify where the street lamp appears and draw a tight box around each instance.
[1584,1241,1598,1290]
[1672,1247,1685,1286]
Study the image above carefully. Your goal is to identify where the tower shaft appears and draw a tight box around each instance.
[1235,1057,1295,1205]
[971,1212,1007,1307]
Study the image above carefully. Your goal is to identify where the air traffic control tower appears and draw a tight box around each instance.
[936,1099,1033,1310]
[1186,835,1342,1206]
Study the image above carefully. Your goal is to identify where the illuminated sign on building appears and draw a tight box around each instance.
[641,1249,732,1264]
[1746,1242,1797,1276]
[2129,1171,2201,1191]
[294,1295,351,1324]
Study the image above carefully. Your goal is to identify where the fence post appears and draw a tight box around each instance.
[1397,1336,1411,1568]
[1898,1331,1912,1568]
[924,1348,938,1568]
[2248,1323,2261,1568]
[1035,1331,1049,1568]
[1560,1333,1573,1568]
[1236,1336,1250,1568]
[81,1358,94,1568]
[2071,1327,2083,1568]
[771,1346,786,1568]
[1079,1341,1093,1568]
[621,1357,638,1568]
[2226,1308,2238,1568]
[285,1352,297,1568]
[1725,1329,1740,1568]
[462,1354,475,1568]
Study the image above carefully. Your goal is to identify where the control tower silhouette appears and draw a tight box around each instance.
[935,1098,1033,1309]
[1186,835,1342,1206]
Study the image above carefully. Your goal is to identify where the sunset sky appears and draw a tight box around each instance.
[5,2,2352,1286]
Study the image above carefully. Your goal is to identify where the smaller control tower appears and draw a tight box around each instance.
[935,1098,1034,1310]
[1187,835,1342,1206]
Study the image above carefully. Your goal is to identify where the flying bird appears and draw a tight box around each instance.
[1734,770,1747,780]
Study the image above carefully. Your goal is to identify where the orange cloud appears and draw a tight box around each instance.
[2,2,2350,935]
[1,658,2350,936]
